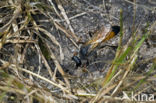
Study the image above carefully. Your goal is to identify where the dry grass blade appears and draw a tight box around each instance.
[0,5,21,33]
[124,0,155,11]
[48,0,62,19]
[20,30,35,64]
[88,70,122,102]
[0,61,10,69]
[24,89,37,99]
[37,27,64,61]
[55,12,87,22]
[5,39,36,44]
[77,93,130,102]
[54,21,79,49]
[133,86,152,98]
[0,61,58,102]
[55,0,77,40]
[3,61,70,94]
[0,3,22,50]
[46,43,71,88]
[12,18,23,65]
[35,43,54,78]
[19,66,71,94]
[31,14,64,61]
[0,86,26,95]
[31,17,69,86]
[90,83,117,103]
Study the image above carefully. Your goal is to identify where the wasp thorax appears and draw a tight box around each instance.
[80,45,90,58]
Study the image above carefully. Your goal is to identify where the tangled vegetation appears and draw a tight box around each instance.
[0,0,155,103]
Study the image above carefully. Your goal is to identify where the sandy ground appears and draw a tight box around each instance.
[0,0,155,102]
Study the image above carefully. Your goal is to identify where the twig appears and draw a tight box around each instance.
[0,5,21,33]
[46,43,71,88]
[7,62,71,94]
[55,12,87,22]
[5,39,36,43]
[54,21,79,49]
[124,0,155,11]
[55,0,77,40]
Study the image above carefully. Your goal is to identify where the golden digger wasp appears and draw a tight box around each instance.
[72,25,120,67]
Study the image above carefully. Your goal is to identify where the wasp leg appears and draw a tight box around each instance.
[86,59,89,66]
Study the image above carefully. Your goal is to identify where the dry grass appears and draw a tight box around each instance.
[0,0,155,103]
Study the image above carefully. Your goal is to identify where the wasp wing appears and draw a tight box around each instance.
[84,26,111,54]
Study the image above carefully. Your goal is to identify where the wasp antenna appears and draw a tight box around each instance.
[111,26,120,35]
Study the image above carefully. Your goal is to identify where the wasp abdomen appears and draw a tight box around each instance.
[80,45,91,59]
[111,26,120,35]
